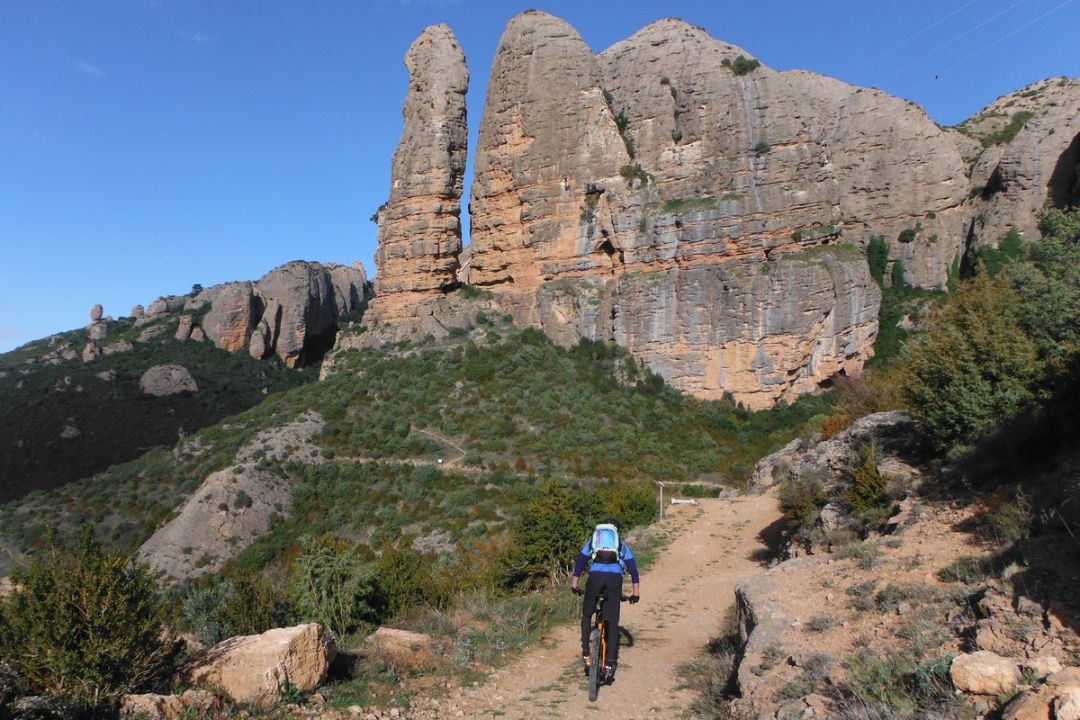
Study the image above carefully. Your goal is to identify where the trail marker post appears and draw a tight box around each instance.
[657,481,666,521]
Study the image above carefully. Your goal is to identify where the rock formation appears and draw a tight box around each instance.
[963,77,1080,247]
[369,24,468,322]
[129,261,367,368]
[139,364,198,396]
[365,13,1076,407]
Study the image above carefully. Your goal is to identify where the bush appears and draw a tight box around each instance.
[0,532,183,708]
[867,235,888,286]
[290,536,379,639]
[903,272,1040,453]
[778,474,827,534]
[845,444,892,528]
[723,55,760,75]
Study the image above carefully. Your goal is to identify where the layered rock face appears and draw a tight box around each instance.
[965,77,1080,247]
[369,13,1071,407]
[369,24,468,322]
[467,11,633,290]
[463,13,893,407]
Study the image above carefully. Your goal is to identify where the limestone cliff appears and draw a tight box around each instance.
[961,77,1080,248]
[369,24,468,322]
[367,13,1075,408]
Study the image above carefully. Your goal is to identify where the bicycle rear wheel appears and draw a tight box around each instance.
[588,627,601,701]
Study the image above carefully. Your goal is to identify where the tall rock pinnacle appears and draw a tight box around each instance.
[371,24,468,319]
[468,10,632,290]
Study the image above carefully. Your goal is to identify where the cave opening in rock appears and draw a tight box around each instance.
[597,238,625,268]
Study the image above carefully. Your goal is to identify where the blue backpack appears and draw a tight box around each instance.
[588,523,626,569]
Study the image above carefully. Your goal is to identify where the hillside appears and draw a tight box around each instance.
[0,313,314,504]
[0,309,827,578]
[0,259,367,504]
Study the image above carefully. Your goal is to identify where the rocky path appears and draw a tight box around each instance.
[432,493,781,719]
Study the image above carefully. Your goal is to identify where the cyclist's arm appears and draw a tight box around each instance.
[571,542,591,590]
[623,544,641,598]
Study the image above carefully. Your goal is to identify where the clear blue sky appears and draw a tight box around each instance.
[2,0,1077,352]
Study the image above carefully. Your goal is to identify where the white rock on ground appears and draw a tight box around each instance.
[183,624,336,706]
[951,651,1021,696]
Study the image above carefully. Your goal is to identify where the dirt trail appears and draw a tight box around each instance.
[438,493,781,719]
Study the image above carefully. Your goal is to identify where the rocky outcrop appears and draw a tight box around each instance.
[139,364,198,396]
[370,25,468,323]
[467,11,632,290]
[752,411,918,489]
[184,624,335,706]
[964,77,1080,247]
[130,261,367,368]
[137,412,324,582]
[1003,668,1080,720]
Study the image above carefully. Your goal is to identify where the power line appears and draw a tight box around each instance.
[885,0,1027,80]
[854,0,981,72]
[911,0,1076,90]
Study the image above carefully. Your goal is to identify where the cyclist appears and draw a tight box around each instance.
[571,519,640,678]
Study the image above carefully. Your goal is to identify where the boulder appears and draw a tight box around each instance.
[364,628,435,671]
[184,624,336,706]
[131,304,145,318]
[90,304,103,322]
[88,320,109,340]
[249,318,271,360]
[139,365,198,396]
[119,690,220,720]
[102,340,133,356]
[137,323,167,343]
[951,651,1021,696]
[190,326,206,343]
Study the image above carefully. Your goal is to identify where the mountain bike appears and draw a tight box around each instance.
[575,588,629,701]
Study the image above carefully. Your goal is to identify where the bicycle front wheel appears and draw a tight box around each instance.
[588,627,602,702]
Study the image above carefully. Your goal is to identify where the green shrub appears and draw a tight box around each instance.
[974,228,1025,276]
[867,235,888,286]
[903,272,1040,453]
[619,163,649,187]
[223,571,293,636]
[845,444,891,527]
[981,111,1033,147]
[723,55,760,75]
[290,535,379,639]
[754,140,771,156]
[0,532,183,708]
[502,480,587,589]
[937,555,992,584]
[778,474,827,533]
[181,580,235,645]
[986,488,1034,546]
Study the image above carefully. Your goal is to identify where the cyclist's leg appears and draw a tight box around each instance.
[581,573,602,659]
[599,573,622,667]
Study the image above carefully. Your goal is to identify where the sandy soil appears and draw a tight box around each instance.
[431,493,782,719]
